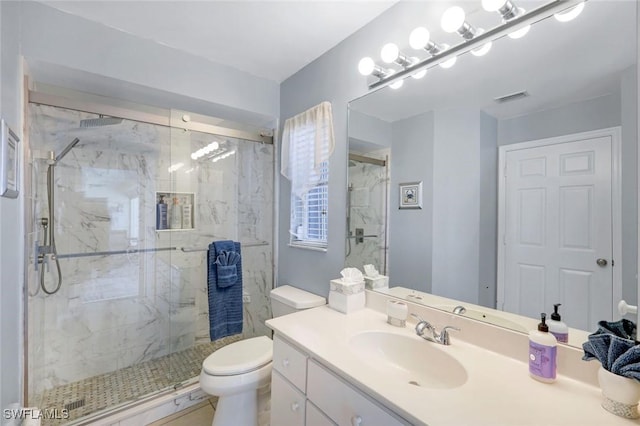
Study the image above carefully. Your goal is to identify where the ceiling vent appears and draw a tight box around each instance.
[494,90,529,103]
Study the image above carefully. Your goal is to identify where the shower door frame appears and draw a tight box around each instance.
[23,84,276,421]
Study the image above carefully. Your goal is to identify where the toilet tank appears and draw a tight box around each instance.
[270,285,326,317]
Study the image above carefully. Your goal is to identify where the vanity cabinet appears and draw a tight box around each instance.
[271,334,408,426]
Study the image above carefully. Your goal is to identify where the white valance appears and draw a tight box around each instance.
[281,101,335,197]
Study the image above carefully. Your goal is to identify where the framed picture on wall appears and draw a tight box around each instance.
[0,119,20,199]
[399,181,422,209]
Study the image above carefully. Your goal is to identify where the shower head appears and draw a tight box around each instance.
[80,117,123,128]
[55,138,80,163]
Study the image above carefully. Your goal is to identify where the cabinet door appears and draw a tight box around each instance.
[307,360,409,426]
[306,400,336,426]
[273,335,308,392]
[270,371,305,426]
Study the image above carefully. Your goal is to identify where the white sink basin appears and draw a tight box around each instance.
[348,331,468,389]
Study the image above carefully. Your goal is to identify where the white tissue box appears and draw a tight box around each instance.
[330,279,365,295]
[364,275,389,290]
[328,290,365,314]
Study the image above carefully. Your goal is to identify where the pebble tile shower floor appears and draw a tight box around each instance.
[36,336,240,425]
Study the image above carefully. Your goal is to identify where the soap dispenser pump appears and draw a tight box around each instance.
[547,303,569,343]
[528,313,557,383]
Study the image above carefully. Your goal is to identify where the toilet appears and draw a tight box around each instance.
[199,285,326,426]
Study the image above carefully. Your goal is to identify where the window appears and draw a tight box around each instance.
[281,102,335,249]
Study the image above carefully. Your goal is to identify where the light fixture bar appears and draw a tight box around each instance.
[368,0,586,90]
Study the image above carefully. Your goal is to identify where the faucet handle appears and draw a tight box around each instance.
[439,325,461,345]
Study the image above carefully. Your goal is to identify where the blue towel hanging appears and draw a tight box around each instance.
[207,240,243,340]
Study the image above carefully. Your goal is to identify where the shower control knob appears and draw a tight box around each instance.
[596,258,608,267]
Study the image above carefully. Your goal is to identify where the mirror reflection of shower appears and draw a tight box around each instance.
[345,152,389,274]
[35,116,123,295]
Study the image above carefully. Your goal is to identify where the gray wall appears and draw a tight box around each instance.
[348,109,391,150]
[498,93,621,146]
[278,2,432,297]
[431,109,483,304]
[19,2,279,120]
[388,112,434,293]
[479,112,498,308]
[1,1,24,418]
[621,66,638,306]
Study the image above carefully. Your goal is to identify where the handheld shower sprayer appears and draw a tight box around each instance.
[36,137,80,295]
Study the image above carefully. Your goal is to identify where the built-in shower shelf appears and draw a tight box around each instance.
[155,191,195,231]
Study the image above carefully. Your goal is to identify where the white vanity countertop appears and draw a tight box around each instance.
[266,306,639,426]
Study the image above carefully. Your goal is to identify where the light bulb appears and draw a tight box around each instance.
[409,27,431,50]
[390,79,404,90]
[411,69,427,79]
[554,2,584,22]
[438,44,457,69]
[482,0,507,12]
[358,57,375,76]
[190,153,198,160]
[381,43,400,63]
[441,6,466,33]
[211,142,220,150]
[470,29,492,57]
[508,24,530,39]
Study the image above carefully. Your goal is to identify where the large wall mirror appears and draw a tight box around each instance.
[346,0,638,348]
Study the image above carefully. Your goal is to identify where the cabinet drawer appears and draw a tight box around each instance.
[273,335,308,392]
[306,401,336,426]
[307,360,408,426]
[270,371,306,426]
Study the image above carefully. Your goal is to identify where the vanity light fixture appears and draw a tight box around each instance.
[409,27,443,55]
[408,27,454,68]
[380,43,413,67]
[441,6,476,40]
[482,0,530,39]
[358,57,390,78]
[470,29,492,57]
[438,44,457,68]
[554,1,585,22]
[360,0,586,91]
[441,6,492,56]
[381,43,426,80]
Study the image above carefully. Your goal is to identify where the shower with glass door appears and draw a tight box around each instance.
[25,95,275,424]
[345,152,389,275]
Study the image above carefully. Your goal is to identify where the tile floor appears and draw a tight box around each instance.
[36,336,240,425]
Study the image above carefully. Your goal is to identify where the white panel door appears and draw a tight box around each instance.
[502,136,613,330]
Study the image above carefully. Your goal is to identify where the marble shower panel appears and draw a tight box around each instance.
[345,156,389,274]
[27,104,274,404]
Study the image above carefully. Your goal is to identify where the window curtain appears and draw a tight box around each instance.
[281,101,335,197]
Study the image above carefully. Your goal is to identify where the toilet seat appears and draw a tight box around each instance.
[202,336,273,376]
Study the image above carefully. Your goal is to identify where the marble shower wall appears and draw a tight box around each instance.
[345,153,389,275]
[27,104,274,401]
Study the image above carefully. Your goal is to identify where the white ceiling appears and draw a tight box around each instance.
[39,0,398,83]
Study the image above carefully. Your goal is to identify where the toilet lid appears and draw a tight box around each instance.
[203,336,273,375]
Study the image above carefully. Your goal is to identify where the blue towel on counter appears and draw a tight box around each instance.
[583,319,640,380]
[207,240,243,340]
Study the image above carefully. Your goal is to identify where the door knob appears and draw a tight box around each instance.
[596,258,608,267]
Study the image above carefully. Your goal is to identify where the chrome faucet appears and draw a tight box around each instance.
[410,314,460,345]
